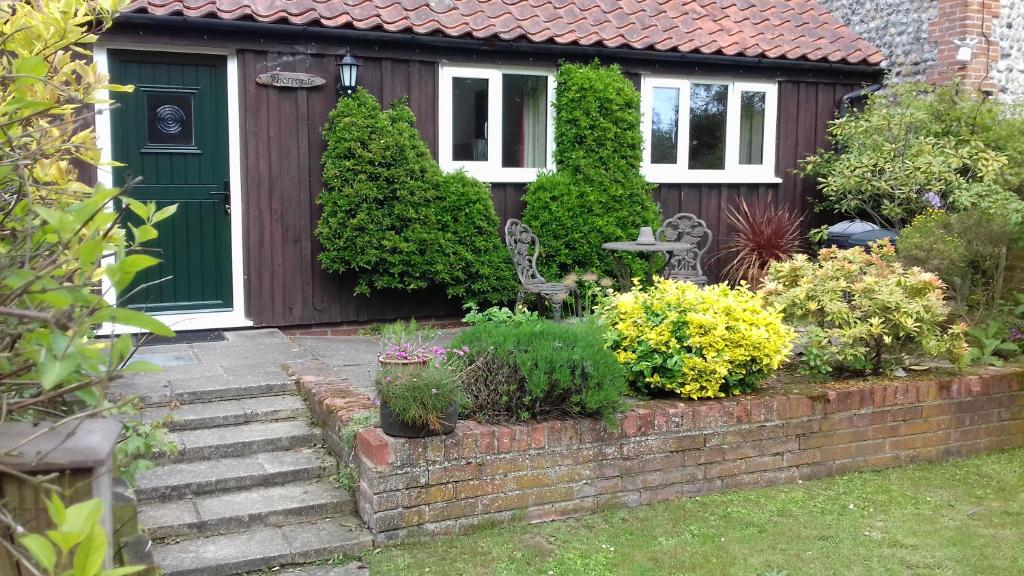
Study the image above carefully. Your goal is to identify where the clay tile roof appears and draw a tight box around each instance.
[123,0,883,66]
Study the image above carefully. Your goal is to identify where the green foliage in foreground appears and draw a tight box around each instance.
[316,90,517,304]
[14,494,143,576]
[366,448,1024,576]
[522,61,660,279]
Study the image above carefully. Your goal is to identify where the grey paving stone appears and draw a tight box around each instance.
[224,328,293,344]
[108,377,173,406]
[169,420,319,462]
[276,562,368,576]
[154,518,371,576]
[132,348,200,368]
[256,450,336,475]
[143,480,352,539]
[294,336,381,367]
[192,341,312,367]
[136,448,332,501]
[142,394,306,430]
[279,517,372,563]
[169,372,295,404]
[138,500,200,536]
[153,523,294,576]
[136,343,195,355]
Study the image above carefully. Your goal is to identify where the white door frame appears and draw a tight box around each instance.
[94,43,252,333]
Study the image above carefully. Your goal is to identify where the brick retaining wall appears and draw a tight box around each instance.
[353,368,1024,544]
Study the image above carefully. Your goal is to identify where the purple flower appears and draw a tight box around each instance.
[1009,327,1023,342]
[921,192,942,209]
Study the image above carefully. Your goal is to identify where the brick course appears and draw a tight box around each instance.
[353,368,1024,544]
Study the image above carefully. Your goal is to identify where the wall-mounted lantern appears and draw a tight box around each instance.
[954,37,979,65]
[338,50,361,96]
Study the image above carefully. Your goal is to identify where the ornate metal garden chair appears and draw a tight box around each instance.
[656,213,712,286]
[504,219,576,321]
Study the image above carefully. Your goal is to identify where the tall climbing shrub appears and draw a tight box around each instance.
[317,90,517,304]
[522,61,660,279]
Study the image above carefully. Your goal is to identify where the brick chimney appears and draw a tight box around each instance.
[927,0,1001,92]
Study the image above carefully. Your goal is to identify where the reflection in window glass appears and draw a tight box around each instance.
[146,91,194,146]
[739,91,766,165]
[688,83,728,170]
[650,87,679,164]
[452,77,489,161]
[502,75,548,168]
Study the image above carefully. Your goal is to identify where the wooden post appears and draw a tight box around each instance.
[0,419,122,575]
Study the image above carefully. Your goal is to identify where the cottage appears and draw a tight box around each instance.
[97,0,883,331]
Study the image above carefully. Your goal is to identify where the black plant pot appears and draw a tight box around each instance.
[379,401,458,438]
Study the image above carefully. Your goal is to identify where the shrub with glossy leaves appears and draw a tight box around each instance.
[522,61,660,279]
[599,279,795,399]
[760,242,966,376]
[801,82,1024,230]
[452,318,626,424]
[317,90,517,304]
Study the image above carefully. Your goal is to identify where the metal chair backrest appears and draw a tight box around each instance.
[656,213,712,281]
[504,219,547,286]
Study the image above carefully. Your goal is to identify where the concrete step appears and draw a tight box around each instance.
[140,480,354,540]
[142,394,307,431]
[168,420,320,462]
[151,517,371,576]
[136,449,335,501]
[110,369,296,408]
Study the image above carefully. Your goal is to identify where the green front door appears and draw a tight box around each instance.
[109,51,233,314]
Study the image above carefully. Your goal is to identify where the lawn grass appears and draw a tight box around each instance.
[364,448,1024,576]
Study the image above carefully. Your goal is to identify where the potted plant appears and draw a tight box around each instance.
[376,319,440,371]
[375,356,465,437]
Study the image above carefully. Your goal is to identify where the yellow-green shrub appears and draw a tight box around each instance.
[760,242,966,376]
[599,279,795,399]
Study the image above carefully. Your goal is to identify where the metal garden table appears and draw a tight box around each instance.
[601,240,689,290]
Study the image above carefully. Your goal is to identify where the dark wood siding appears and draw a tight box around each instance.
[239,50,452,326]
[103,25,873,327]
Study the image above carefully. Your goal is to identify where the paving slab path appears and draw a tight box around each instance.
[293,328,460,394]
[111,329,371,576]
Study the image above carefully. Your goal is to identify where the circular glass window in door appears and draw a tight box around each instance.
[145,91,195,147]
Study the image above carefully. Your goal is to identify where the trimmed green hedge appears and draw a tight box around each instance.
[522,61,660,279]
[316,90,517,304]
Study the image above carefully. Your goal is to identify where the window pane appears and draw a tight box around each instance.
[502,75,548,168]
[650,87,679,164]
[452,77,488,161]
[739,91,766,165]
[688,83,728,170]
[146,91,194,147]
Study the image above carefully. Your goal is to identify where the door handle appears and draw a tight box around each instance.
[209,179,231,216]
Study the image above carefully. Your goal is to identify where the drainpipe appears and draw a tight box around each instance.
[838,83,882,117]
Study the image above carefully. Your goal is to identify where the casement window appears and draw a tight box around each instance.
[439,65,555,182]
[641,77,779,184]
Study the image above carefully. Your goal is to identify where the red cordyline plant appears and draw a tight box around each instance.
[720,196,804,288]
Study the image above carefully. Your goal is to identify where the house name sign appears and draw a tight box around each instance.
[255,72,326,89]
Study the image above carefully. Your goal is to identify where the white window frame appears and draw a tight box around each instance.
[641,76,780,184]
[439,64,555,182]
